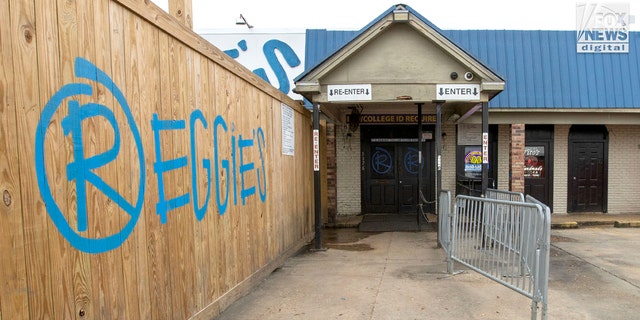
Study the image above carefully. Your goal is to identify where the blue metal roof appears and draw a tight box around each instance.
[301,7,640,109]
[445,30,640,108]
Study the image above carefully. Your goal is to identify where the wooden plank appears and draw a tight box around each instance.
[269,99,285,257]
[69,0,125,318]
[11,0,54,317]
[51,0,94,318]
[148,30,173,320]
[165,37,197,319]
[210,63,229,302]
[236,79,250,280]
[181,43,198,316]
[168,0,193,29]
[191,53,212,310]
[214,65,235,294]
[33,0,74,318]
[0,0,29,318]
[118,8,151,319]
[254,88,267,270]
[267,99,282,261]
[128,12,153,320]
[204,60,222,302]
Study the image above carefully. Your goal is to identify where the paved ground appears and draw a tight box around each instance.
[216,220,640,320]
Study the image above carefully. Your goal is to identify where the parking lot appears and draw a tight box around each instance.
[548,227,640,319]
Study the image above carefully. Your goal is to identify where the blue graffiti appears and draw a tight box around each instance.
[371,147,393,175]
[35,57,268,254]
[224,38,301,95]
[151,115,191,224]
[152,112,267,218]
[403,147,424,175]
[213,115,230,214]
[263,39,301,94]
[223,40,248,58]
[35,57,145,254]
[190,110,211,221]
[256,128,267,202]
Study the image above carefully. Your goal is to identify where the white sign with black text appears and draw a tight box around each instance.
[436,84,480,101]
[282,103,295,156]
[327,84,372,101]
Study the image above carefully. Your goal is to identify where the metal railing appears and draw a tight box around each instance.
[439,192,550,320]
[485,188,525,202]
[438,190,452,250]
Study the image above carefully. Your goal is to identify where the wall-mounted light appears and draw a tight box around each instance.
[236,14,253,29]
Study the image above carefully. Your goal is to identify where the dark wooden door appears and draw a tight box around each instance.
[524,143,549,203]
[524,125,553,210]
[365,144,396,213]
[569,141,605,212]
[397,145,422,213]
[363,142,433,213]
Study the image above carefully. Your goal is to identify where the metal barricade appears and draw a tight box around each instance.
[438,190,452,252]
[525,195,551,319]
[485,188,525,202]
[483,189,525,261]
[443,194,550,320]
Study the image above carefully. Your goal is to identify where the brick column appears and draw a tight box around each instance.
[326,123,337,224]
[510,124,525,193]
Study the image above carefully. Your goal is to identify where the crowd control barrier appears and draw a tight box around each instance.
[485,188,525,202]
[439,191,550,320]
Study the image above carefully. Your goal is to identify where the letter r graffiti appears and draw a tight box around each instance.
[61,100,121,232]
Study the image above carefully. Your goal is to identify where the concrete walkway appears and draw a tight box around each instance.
[328,213,640,229]
[216,223,640,319]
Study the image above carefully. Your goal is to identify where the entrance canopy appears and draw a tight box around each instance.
[294,4,505,120]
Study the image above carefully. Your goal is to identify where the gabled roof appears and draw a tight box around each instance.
[294,4,505,106]
[297,4,504,83]
[303,28,640,109]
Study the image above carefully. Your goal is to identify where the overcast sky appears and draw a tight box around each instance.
[151,0,638,31]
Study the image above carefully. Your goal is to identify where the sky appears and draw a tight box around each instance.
[151,0,638,32]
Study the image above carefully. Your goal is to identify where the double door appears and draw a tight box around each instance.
[362,142,434,213]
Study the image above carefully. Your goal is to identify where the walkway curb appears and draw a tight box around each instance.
[551,222,579,229]
[614,221,640,228]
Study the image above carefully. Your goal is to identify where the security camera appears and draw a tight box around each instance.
[464,72,474,81]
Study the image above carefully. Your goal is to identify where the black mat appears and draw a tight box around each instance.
[358,213,433,232]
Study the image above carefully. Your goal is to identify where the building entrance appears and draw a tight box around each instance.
[361,125,435,214]
[568,125,608,213]
[525,125,554,211]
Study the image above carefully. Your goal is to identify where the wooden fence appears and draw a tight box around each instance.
[1,0,314,318]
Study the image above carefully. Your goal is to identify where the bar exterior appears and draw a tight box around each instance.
[204,4,640,221]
